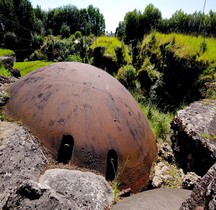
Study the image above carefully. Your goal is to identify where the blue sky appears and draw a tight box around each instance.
[30,0,216,32]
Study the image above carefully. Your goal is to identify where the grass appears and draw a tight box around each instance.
[131,89,174,141]
[112,180,120,204]
[0,48,15,56]
[140,102,174,141]
[14,60,53,77]
[142,32,216,72]
[90,36,131,63]
[145,33,216,62]
[0,64,11,77]
[141,32,216,100]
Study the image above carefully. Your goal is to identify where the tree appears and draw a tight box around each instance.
[115,21,125,41]
[14,0,35,36]
[168,10,190,33]
[34,5,47,36]
[13,0,36,58]
[78,8,89,35]
[60,23,70,38]
[63,5,80,34]
[0,0,16,47]
[140,4,162,35]
[86,5,105,36]
[0,0,36,57]
[123,9,141,44]
[206,10,216,37]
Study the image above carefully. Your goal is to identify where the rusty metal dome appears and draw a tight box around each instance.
[5,62,157,192]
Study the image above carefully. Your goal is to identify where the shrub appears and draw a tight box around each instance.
[4,32,17,49]
[75,31,82,39]
[60,23,71,38]
[66,55,82,62]
[90,36,132,74]
[116,65,137,89]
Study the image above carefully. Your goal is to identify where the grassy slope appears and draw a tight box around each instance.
[90,36,131,63]
[0,48,15,56]
[144,33,216,59]
[0,48,52,77]
[14,61,53,77]
[143,32,216,75]
[141,32,216,99]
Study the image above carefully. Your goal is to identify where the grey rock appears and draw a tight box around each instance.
[0,121,48,208]
[0,56,15,70]
[158,142,175,163]
[152,162,172,188]
[39,168,114,210]
[182,172,201,190]
[0,90,9,106]
[171,100,216,176]
[180,163,216,210]
[112,188,191,210]
[0,121,114,209]
[0,76,17,107]
[3,180,80,210]
[0,56,20,78]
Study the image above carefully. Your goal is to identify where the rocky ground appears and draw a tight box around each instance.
[0,121,113,210]
[0,75,216,209]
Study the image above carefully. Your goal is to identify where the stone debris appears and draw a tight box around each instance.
[171,100,216,176]
[180,163,216,210]
[182,172,201,190]
[0,122,114,209]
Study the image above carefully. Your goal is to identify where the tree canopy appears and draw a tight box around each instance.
[1,0,216,60]
[0,0,105,59]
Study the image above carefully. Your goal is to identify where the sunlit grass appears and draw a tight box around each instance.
[0,64,11,77]
[0,48,15,56]
[140,103,174,140]
[90,36,131,63]
[142,32,216,99]
[14,60,53,77]
[154,32,216,65]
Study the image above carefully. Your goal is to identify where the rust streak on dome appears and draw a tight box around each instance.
[5,62,157,193]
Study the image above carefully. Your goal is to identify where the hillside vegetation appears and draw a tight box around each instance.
[90,36,131,63]
[138,32,216,111]
[90,36,131,74]
[0,0,216,142]
[142,32,216,65]
[14,61,53,77]
[0,49,15,57]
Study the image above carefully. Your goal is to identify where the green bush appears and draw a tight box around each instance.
[30,34,94,63]
[116,65,137,89]
[75,31,82,39]
[60,23,71,38]
[66,55,82,62]
[90,36,132,74]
